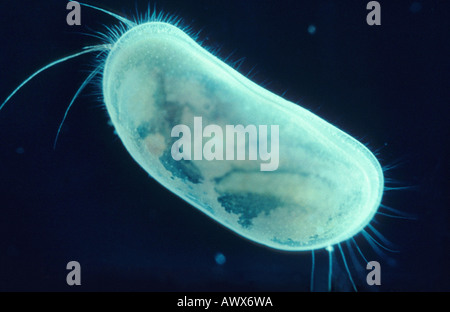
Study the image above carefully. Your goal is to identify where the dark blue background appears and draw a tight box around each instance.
[0,0,448,291]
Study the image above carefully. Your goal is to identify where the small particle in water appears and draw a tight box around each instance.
[15,147,25,154]
[410,2,422,13]
[307,24,316,35]
[214,252,226,265]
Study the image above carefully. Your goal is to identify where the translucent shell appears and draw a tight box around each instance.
[103,22,384,251]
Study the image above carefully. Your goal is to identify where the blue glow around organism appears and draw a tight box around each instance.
[100,14,384,253]
[0,2,398,291]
